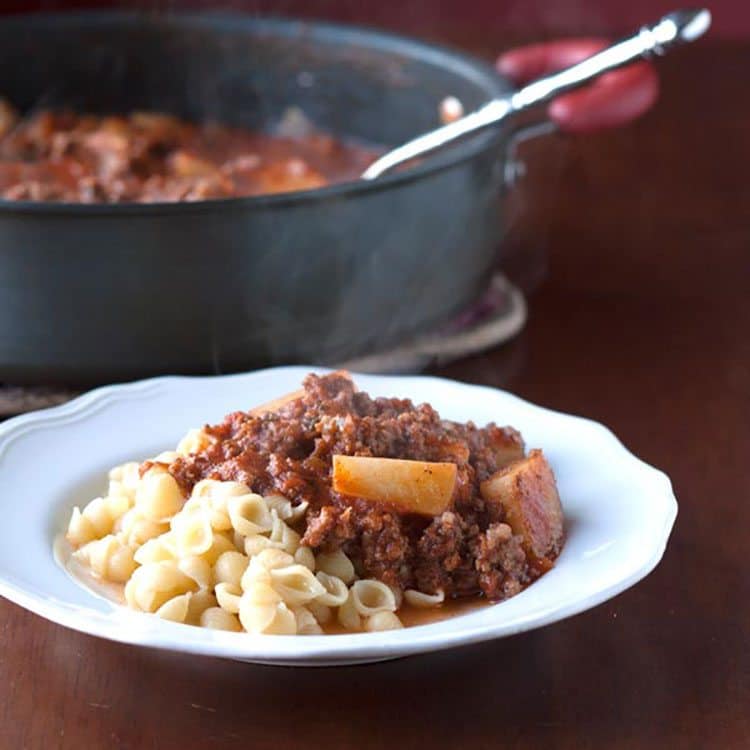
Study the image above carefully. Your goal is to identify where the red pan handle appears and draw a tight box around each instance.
[497,39,659,133]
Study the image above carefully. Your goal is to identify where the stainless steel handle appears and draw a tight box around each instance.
[509,9,710,110]
[362,8,711,181]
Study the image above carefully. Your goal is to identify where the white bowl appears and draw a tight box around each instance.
[0,367,676,666]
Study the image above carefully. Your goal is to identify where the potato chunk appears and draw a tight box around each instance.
[483,425,526,471]
[479,450,563,560]
[248,389,304,417]
[333,455,457,516]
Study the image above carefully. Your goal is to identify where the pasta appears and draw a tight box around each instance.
[171,509,213,557]
[66,507,99,547]
[124,561,197,613]
[186,589,218,624]
[73,534,137,582]
[315,572,349,607]
[202,533,237,565]
[337,591,362,631]
[239,597,297,635]
[365,611,403,632]
[315,550,356,584]
[65,439,455,636]
[350,580,398,616]
[215,582,242,614]
[135,472,184,522]
[268,512,301,555]
[294,606,323,635]
[177,556,213,589]
[200,606,242,632]
[265,494,309,523]
[404,589,445,608]
[133,536,176,565]
[156,592,192,623]
[117,511,169,547]
[269,565,326,606]
[227,494,274,536]
[176,428,213,457]
[308,600,332,625]
[293,546,316,572]
[213,550,249,587]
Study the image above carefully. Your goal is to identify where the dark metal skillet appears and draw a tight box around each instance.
[0,10,706,385]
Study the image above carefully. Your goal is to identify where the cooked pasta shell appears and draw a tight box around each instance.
[74,535,136,582]
[152,450,180,465]
[308,600,332,625]
[239,600,296,635]
[270,564,326,606]
[254,549,295,571]
[156,593,192,623]
[264,496,309,524]
[135,472,184,522]
[404,589,445,608]
[337,592,362,631]
[109,462,140,491]
[294,546,316,572]
[202,533,237,565]
[126,561,197,612]
[200,606,242,632]
[103,493,131,524]
[186,589,218,625]
[176,428,213,457]
[244,534,274,557]
[314,572,349,607]
[293,606,323,635]
[228,494,274,536]
[350,580,397,616]
[171,510,214,557]
[192,479,249,500]
[66,507,97,546]
[315,550,356,584]
[268,513,301,555]
[240,558,273,591]
[365,611,404,632]
[241,580,282,606]
[263,495,294,520]
[133,536,176,565]
[213,550,249,587]
[177,556,213,589]
[215,582,243,614]
[81,497,115,537]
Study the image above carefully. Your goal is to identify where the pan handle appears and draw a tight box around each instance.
[364,10,710,180]
[497,38,660,133]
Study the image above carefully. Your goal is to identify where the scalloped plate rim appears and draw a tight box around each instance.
[0,366,678,665]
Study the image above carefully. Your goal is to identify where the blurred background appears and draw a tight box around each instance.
[0,1,735,395]
[0,1,743,39]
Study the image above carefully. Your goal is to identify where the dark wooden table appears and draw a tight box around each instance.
[2,37,748,750]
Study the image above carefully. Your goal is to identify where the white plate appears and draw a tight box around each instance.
[0,367,676,666]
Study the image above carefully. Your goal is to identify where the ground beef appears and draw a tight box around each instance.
[167,371,550,600]
[474,523,529,599]
[0,105,380,203]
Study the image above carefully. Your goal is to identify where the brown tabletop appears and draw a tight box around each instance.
[2,37,748,750]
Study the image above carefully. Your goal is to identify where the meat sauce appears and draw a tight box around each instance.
[166,372,565,603]
[0,101,380,203]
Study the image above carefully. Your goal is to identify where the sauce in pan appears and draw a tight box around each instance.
[0,102,381,203]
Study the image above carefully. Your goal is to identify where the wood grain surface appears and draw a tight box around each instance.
[1,37,747,750]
